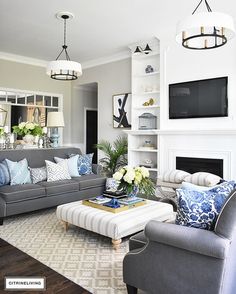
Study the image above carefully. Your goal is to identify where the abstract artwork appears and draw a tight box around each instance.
[113,93,131,128]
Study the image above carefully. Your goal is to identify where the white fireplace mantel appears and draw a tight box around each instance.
[158,130,236,180]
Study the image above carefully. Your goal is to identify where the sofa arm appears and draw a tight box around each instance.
[145,220,230,259]
[0,196,6,218]
[92,164,102,175]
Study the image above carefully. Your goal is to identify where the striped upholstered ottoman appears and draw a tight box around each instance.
[56,200,174,249]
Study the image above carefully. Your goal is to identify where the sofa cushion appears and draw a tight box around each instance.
[45,160,71,182]
[54,155,80,177]
[72,174,106,191]
[29,166,47,184]
[69,153,93,175]
[176,181,236,230]
[38,179,79,196]
[159,169,190,184]
[0,160,10,186]
[184,172,221,187]
[6,158,31,185]
[0,184,46,203]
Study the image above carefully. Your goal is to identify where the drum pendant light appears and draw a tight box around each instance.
[176,0,235,50]
[47,12,82,80]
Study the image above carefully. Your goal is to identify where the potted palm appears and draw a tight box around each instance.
[96,136,128,177]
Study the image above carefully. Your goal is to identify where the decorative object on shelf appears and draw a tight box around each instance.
[47,112,65,148]
[144,85,153,92]
[0,108,7,127]
[96,136,128,177]
[145,65,154,74]
[139,113,157,130]
[141,159,155,168]
[140,140,155,150]
[46,12,82,81]
[113,93,131,128]
[142,98,155,106]
[113,166,155,197]
[133,44,152,55]
[176,0,235,50]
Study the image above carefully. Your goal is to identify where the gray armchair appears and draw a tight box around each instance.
[123,190,236,294]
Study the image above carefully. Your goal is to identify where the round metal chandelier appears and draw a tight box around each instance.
[47,12,82,81]
[176,0,235,50]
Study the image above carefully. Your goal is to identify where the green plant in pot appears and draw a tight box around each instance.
[96,136,128,177]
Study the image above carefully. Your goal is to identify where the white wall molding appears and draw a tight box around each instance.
[0,51,48,67]
[81,51,130,69]
[0,50,130,70]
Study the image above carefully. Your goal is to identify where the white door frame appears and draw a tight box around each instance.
[84,107,98,154]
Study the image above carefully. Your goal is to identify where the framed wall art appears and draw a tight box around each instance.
[113,93,131,128]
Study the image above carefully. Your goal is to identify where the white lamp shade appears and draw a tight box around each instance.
[46,60,82,78]
[176,12,236,47]
[47,112,65,127]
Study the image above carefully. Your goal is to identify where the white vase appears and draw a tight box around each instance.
[23,134,35,145]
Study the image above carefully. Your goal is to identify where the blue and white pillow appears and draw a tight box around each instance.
[6,158,31,186]
[54,155,80,177]
[106,178,119,191]
[176,181,236,230]
[69,153,93,175]
[0,160,10,186]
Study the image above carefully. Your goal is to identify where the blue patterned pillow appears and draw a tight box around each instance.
[176,181,236,230]
[0,160,10,186]
[6,158,31,185]
[69,153,93,175]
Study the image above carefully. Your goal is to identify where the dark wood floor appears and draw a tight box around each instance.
[0,238,91,294]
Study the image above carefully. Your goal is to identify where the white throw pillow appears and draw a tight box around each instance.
[159,169,190,184]
[184,172,221,187]
[45,160,71,182]
[54,155,80,177]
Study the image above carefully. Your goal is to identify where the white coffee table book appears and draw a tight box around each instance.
[56,199,174,249]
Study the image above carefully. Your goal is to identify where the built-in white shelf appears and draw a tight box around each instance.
[124,130,158,135]
[129,148,158,152]
[134,71,160,78]
[132,52,160,60]
[133,90,160,96]
[133,105,160,110]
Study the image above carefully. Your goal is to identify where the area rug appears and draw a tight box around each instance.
[0,208,129,294]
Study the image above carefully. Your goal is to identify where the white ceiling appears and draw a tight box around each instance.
[1,0,236,65]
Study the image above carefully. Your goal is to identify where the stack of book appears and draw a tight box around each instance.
[118,197,144,205]
[103,190,127,199]
[89,196,111,205]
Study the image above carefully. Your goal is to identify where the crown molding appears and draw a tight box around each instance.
[81,50,130,69]
[0,50,130,70]
[0,51,48,67]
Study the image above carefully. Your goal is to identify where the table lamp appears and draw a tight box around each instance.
[47,112,65,148]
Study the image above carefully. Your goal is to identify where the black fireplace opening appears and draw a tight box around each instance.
[176,157,223,178]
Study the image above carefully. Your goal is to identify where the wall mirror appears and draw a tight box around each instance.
[0,89,62,130]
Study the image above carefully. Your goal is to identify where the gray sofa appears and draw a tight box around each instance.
[123,189,236,294]
[0,147,106,225]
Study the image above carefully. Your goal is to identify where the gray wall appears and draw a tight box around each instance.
[72,58,131,144]
[0,59,72,144]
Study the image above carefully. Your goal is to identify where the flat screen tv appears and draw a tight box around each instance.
[169,77,228,119]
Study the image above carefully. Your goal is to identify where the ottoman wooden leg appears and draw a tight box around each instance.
[61,220,69,231]
[112,239,122,250]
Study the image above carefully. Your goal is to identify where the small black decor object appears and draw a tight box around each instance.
[139,113,157,130]
[145,65,154,74]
